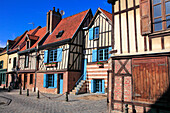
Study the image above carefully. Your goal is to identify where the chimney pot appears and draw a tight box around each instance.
[53,7,55,11]
[57,8,59,12]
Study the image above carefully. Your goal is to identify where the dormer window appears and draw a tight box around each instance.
[56,30,64,38]
[26,41,30,49]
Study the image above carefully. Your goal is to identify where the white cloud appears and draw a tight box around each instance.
[0,40,6,48]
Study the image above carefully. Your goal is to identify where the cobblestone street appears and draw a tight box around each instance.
[0,89,107,113]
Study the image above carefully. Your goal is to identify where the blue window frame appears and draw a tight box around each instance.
[98,48,109,61]
[49,49,57,62]
[94,27,99,39]
[47,74,54,88]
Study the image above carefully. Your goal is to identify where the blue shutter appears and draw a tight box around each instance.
[91,80,94,93]
[108,47,112,58]
[44,50,48,63]
[89,28,94,40]
[43,74,47,88]
[92,50,97,62]
[57,48,63,62]
[102,80,105,94]
[54,74,58,88]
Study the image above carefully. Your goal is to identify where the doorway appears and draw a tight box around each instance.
[23,74,27,90]
[58,74,63,94]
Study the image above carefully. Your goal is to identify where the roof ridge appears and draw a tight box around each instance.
[99,8,112,15]
[62,9,89,20]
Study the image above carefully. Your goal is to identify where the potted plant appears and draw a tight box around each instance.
[51,62,57,67]
[45,63,51,67]
[97,61,104,68]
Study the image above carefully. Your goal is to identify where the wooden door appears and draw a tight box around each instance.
[132,57,169,102]
[23,74,27,90]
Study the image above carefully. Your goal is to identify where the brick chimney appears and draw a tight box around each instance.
[46,7,62,33]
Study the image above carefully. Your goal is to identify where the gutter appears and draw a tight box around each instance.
[38,38,71,50]
[7,50,18,55]
[111,51,170,59]
[18,48,36,55]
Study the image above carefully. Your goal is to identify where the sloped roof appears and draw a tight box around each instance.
[8,27,38,52]
[20,27,46,51]
[43,9,90,45]
[88,8,112,28]
[99,8,112,21]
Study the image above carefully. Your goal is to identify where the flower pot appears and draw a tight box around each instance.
[97,63,104,68]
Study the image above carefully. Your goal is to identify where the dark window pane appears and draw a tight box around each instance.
[94,27,99,38]
[153,0,161,4]
[48,74,54,87]
[154,5,162,17]
[154,18,162,31]
[166,16,170,28]
[166,1,170,15]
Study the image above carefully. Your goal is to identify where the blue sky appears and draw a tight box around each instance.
[0,0,112,47]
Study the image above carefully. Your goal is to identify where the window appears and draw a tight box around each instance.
[25,55,29,68]
[152,0,170,31]
[0,61,3,69]
[98,48,109,61]
[56,30,64,38]
[48,74,54,87]
[30,74,33,84]
[26,41,30,49]
[89,27,99,40]
[13,57,16,68]
[94,27,99,39]
[0,73,6,84]
[9,58,11,64]
[49,50,57,62]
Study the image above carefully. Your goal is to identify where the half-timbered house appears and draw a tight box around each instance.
[107,0,170,112]
[0,40,16,88]
[36,8,93,94]
[17,26,47,91]
[77,8,112,94]
[7,28,38,89]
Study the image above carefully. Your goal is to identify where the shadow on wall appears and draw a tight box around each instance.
[146,85,170,113]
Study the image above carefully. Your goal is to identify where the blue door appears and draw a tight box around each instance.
[59,74,63,94]
[83,59,87,80]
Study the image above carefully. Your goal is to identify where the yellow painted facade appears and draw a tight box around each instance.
[0,51,8,70]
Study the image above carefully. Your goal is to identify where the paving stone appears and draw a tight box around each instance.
[0,89,107,113]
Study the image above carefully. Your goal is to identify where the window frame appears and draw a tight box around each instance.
[152,0,170,31]
[49,49,57,63]
[94,27,99,39]
[98,48,109,61]
[47,74,54,88]
[25,55,29,68]
[13,57,17,68]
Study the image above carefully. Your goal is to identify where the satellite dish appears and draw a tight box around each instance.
[60,10,65,16]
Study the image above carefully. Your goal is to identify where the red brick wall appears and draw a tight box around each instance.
[19,73,35,91]
[36,71,81,94]
[86,62,110,93]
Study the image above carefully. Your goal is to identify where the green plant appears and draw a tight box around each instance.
[97,62,103,65]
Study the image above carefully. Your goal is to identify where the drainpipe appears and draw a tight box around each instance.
[34,49,38,92]
[107,0,118,113]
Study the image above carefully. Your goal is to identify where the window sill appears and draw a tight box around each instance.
[93,38,99,41]
[149,29,170,38]
[47,87,56,89]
